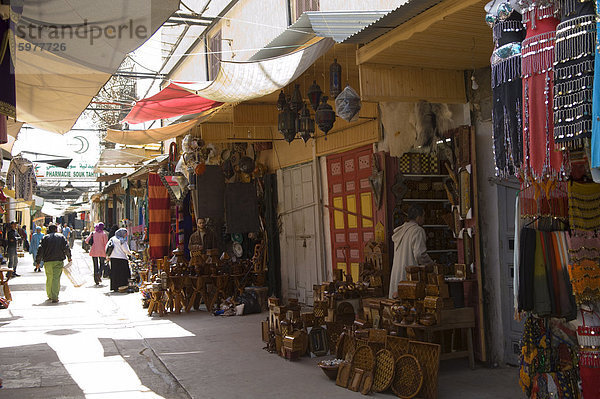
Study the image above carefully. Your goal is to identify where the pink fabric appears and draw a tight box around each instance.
[86,231,108,258]
[123,83,222,124]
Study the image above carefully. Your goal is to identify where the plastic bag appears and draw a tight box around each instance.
[236,292,261,315]
[63,261,86,287]
[335,85,361,122]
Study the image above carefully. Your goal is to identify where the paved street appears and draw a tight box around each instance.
[0,241,525,399]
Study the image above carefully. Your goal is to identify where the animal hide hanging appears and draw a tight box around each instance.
[414,100,454,150]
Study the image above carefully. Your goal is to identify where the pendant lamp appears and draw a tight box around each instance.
[315,96,335,135]
[297,103,315,143]
[278,103,297,143]
[307,80,323,111]
[276,90,287,111]
[329,58,342,98]
[289,84,303,113]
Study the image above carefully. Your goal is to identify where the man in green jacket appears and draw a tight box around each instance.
[35,224,72,303]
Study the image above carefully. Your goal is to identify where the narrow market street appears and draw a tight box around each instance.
[0,241,524,399]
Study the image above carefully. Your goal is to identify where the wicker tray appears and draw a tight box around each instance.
[391,354,423,399]
[351,345,375,373]
[372,349,395,393]
[386,336,410,360]
[408,341,440,399]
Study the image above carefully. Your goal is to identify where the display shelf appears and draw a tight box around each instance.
[403,198,449,203]
[427,249,458,253]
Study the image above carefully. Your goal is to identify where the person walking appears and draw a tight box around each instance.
[35,224,71,303]
[6,222,20,276]
[85,222,108,285]
[107,228,131,292]
[29,226,44,272]
[19,225,29,252]
[62,224,71,248]
[388,205,434,299]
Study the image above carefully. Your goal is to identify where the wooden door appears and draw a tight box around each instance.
[278,163,322,305]
[327,146,375,283]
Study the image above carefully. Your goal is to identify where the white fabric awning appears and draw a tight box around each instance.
[41,202,68,217]
[11,0,180,133]
[96,148,156,167]
[173,38,334,103]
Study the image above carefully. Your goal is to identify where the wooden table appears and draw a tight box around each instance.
[393,307,475,369]
[0,267,12,301]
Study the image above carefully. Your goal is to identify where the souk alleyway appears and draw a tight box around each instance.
[0,242,525,399]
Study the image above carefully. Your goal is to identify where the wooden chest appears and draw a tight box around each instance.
[397,281,425,300]
[424,296,443,310]
[426,283,449,298]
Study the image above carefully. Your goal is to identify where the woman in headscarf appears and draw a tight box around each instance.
[29,226,44,272]
[106,228,131,292]
[86,222,109,285]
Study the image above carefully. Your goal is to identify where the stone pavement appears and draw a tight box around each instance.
[0,241,525,399]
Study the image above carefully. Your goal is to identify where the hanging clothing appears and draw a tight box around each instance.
[567,229,600,303]
[521,1,564,179]
[568,181,600,231]
[591,0,600,169]
[553,0,595,147]
[388,221,433,298]
[148,173,171,259]
[6,157,37,201]
[0,19,15,119]
[489,9,525,176]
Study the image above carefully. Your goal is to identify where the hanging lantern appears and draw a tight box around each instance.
[289,84,303,113]
[276,90,287,111]
[297,103,315,143]
[329,58,342,98]
[315,96,335,135]
[278,103,297,142]
[307,80,323,111]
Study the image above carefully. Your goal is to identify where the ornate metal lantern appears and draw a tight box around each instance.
[297,103,315,143]
[315,96,335,135]
[289,84,303,113]
[307,80,323,111]
[278,103,297,143]
[276,90,287,111]
[329,58,342,98]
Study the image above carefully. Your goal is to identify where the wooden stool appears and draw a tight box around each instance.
[166,276,187,314]
[148,291,166,316]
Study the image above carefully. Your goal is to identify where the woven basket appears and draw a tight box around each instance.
[386,336,410,360]
[326,322,344,352]
[337,332,356,360]
[351,345,375,373]
[372,349,395,393]
[391,355,423,399]
[408,341,441,399]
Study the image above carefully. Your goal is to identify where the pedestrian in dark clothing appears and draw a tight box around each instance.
[7,222,20,276]
[35,224,72,303]
[108,225,118,240]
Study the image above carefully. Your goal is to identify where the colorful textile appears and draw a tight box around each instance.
[0,19,15,119]
[568,181,600,231]
[519,315,580,399]
[148,173,171,259]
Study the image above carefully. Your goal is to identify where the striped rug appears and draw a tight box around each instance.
[148,173,171,259]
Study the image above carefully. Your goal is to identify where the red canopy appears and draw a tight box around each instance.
[124,83,223,124]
